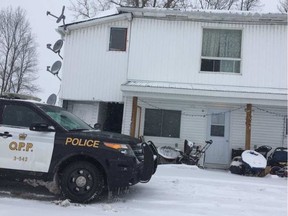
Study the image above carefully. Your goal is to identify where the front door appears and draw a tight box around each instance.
[0,103,55,172]
[205,110,230,167]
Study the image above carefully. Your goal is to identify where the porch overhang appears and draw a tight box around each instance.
[121,81,287,107]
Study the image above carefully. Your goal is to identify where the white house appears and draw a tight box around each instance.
[58,7,287,168]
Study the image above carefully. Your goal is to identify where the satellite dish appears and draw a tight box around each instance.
[51,61,62,75]
[47,6,66,30]
[47,94,57,105]
[53,39,63,53]
[47,61,62,81]
[47,39,64,59]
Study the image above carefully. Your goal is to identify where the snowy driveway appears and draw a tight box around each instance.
[0,165,287,216]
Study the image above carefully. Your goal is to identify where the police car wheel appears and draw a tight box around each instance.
[60,161,104,203]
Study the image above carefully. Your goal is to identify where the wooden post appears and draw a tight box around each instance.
[245,104,252,150]
[130,97,138,137]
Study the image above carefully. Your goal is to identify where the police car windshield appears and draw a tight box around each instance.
[38,105,92,131]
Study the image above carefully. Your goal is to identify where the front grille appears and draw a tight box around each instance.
[130,143,144,162]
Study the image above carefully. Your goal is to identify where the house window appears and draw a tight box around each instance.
[109,27,127,51]
[201,29,242,73]
[144,109,181,138]
[210,113,225,137]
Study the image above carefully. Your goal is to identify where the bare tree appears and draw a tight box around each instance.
[237,0,262,11]
[197,0,238,10]
[278,0,288,13]
[69,0,111,19]
[68,0,264,20]
[68,0,196,19]
[0,7,39,95]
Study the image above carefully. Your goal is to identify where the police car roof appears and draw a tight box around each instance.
[1,92,41,102]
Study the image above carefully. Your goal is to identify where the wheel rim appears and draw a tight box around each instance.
[68,169,94,195]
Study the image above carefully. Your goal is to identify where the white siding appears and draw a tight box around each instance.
[122,97,287,152]
[61,20,130,102]
[211,105,287,151]
[251,106,287,149]
[66,101,99,126]
[128,18,287,90]
[230,108,246,149]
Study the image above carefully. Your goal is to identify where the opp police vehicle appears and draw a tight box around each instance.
[0,93,158,203]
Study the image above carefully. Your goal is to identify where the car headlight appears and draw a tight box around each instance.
[104,142,135,156]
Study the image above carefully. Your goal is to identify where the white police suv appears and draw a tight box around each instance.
[0,93,157,203]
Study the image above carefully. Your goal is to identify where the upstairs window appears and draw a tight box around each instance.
[201,29,242,73]
[144,109,181,138]
[109,27,127,51]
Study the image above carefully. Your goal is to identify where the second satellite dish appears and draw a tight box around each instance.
[51,61,62,75]
[47,39,63,59]
[46,93,57,105]
[47,60,62,81]
[53,39,63,53]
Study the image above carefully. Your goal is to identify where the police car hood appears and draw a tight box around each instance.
[71,130,141,145]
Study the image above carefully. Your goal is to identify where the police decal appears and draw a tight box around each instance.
[65,137,100,148]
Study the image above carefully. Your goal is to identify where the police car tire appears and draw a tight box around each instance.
[59,161,104,203]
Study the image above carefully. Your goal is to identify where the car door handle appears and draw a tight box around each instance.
[0,132,12,138]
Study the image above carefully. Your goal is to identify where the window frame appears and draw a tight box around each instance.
[200,27,243,74]
[0,101,65,132]
[143,108,181,138]
[108,27,128,52]
[210,113,225,137]
[1,103,49,129]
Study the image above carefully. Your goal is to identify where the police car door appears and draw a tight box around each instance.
[0,103,55,172]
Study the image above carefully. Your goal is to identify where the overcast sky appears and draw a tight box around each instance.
[0,0,281,102]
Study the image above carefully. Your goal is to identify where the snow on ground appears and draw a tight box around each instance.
[0,165,287,216]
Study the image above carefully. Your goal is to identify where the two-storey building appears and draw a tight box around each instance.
[58,7,287,168]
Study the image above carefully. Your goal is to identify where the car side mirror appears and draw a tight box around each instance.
[30,123,55,132]
[93,123,101,130]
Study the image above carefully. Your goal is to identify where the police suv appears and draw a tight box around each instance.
[0,94,158,203]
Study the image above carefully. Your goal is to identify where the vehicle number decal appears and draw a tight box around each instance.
[13,156,28,162]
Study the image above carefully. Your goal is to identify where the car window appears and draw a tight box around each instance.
[38,105,92,131]
[1,104,47,128]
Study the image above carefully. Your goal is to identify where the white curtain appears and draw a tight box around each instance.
[202,29,242,58]
[202,29,241,73]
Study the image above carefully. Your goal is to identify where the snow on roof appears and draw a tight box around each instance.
[63,7,287,29]
[94,7,119,19]
[118,7,287,24]
[119,6,279,15]
[122,80,287,95]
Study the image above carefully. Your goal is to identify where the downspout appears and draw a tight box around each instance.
[125,13,137,137]
[126,13,133,84]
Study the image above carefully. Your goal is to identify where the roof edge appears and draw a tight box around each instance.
[118,7,287,25]
[121,81,288,105]
[58,12,131,35]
